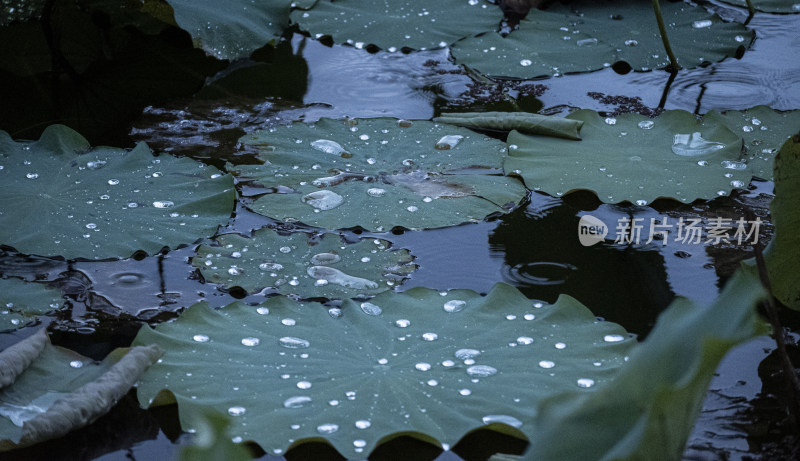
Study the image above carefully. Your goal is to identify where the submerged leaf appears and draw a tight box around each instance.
[0,278,63,332]
[0,125,235,260]
[290,0,502,51]
[0,331,162,450]
[237,118,527,230]
[193,229,415,298]
[505,109,751,203]
[433,112,583,140]
[133,283,634,457]
[525,270,768,461]
[451,0,751,78]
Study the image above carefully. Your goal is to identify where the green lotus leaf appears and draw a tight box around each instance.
[0,329,162,450]
[193,228,415,298]
[0,278,63,332]
[705,106,800,181]
[237,118,527,231]
[433,112,584,140]
[525,269,768,461]
[163,0,295,60]
[451,0,751,78]
[133,283,635,457]
[721,0,800,13]
[743,132,800,310]
[0,125,235,260]
[505,109,751,204]
[289,0,502,50]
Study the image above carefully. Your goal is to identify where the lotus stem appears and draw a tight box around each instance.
[745,0,756,16]
[650,0,680,72]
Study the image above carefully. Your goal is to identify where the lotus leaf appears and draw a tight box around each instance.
[237,118,527,230]
[451,0,751,78]
[525,270,768,461]
[0,278,63,332]
[721,0,800,13]
[290,0,502,51]
[505,109,751,203]
[164,0,296,60]
[133,283,634,457]
[744,132,800,310]
[705,106,800,181]
[0,125,235,260]
[0,329,162,450]
[193,228,415,298]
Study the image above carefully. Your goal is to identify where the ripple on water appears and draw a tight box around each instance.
[503,261,578,286]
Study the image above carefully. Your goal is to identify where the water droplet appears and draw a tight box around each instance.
[638,120,654,130]
[283,396,312,408]
[279,337,310,348]
[576,38,598,47]
[577,378,595,388]
[360,302,382,316]
[193,334,209,342]
[422,332,438,341]
[415,362,431,371]
[735,35,745,42]
[624,39,639,46]
[539,360,555,369]
[604,334,625,342]
[297,381,312,389]
[466,365,497,377]
[26,173,39,179]
[697,160,709,166]
[730,179,745,188]
[516,336,534,345]
[86,160,107,169]
[280,246,292,254]
[720,160,746,170]
[153,201,174,208]
[442,360,455,367]
[259,262,283,271]
[443,300,466,313]
[455,349,480,360]
[228,406,246,416]
[555,342,566,349]
[743,125,754,133]
[395,319,411,328]
[671,132,725,157]
[311,139,348,156]
[482,415,523,428]
[282,318,296,326]
[427,379,438,386]
[256,307,269,315]
[232,436,242,443]
[69,360,83,368]
[303,190,344,210]
[241,337,259,347]
[367,187,386,197]
[520,59,532,66]
[355,420,371,429]
[346,391,356,400]
[307,266,378,290]
[692,19,712,29]
[310,253,341,265]
[604,118,617,125]
[317,423,339,434]
[353,440,367,448]
[108,179,119,185]
[406,205,418,212]
[228,266,240,276]
[435,135,464,150]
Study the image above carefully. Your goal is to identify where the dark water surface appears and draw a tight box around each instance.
[2,1,800,460]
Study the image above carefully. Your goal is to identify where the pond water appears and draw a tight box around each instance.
[1,0,799,460]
